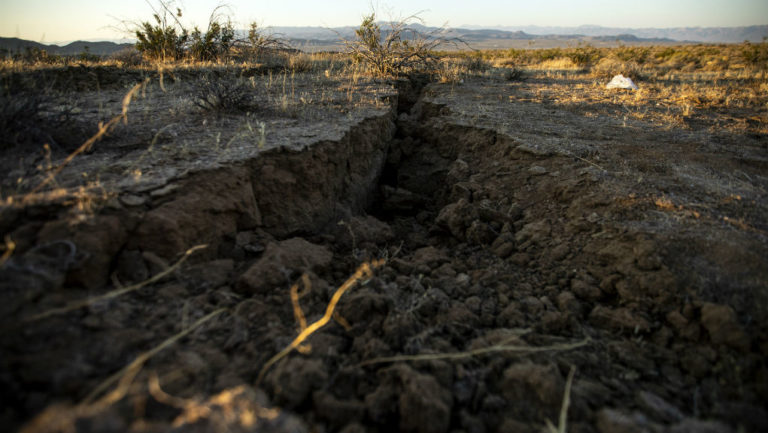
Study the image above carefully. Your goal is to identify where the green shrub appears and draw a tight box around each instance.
[135,8,188,61]
[189,20,235,62]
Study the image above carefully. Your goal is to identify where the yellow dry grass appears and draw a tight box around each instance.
[255,259,386,386]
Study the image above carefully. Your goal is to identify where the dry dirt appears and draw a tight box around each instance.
[0,65,766,433]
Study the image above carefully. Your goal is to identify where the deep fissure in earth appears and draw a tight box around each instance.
[3,72,767,433]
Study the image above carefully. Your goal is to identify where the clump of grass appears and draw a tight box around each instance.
[193,75,255,113]
[288,53,315,73]
[0,88,69,150]
[504,67,525,81]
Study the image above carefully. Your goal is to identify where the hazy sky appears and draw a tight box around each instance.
[1,0,767,43]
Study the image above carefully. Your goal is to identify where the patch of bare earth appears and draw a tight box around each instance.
[0,65,766,433]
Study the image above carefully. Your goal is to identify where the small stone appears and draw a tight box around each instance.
[502,362,563,420]
[700,303,750,351]
[236,238,332,294]
[509,252,531,267]
[149,183,180,197]
[571,278,602,301]
[411,246,449,268]
[529,165,548,175]
[432,263,457,278]
[465,220,496,245]
[549,243,570,261]
[636,391,684,423]
[666,310,689,333]
[493,241,516,258]
[119,194,147,207]
[556,291,581,315]
[267,358,328,409]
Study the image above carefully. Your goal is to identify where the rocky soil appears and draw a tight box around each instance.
[1,67,766,433]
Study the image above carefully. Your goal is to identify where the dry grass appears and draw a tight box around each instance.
[255,259,386,386]
[358,335,590,366]
[546,366,577,433]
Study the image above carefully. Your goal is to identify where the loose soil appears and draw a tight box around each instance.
[1,66,766,433]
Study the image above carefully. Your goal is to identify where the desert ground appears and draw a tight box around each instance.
[0,42,767,433]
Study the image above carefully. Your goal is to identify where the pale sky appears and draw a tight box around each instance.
[1,0,767,44]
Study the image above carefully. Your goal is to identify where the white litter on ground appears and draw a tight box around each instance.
[606,74,638,90]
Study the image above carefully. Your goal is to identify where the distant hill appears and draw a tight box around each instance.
[0,37,133,56]
[461,25,768,43]
[2,24,764,57]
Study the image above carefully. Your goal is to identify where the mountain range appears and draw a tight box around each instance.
[1,24,765,57]
[459,25,768,43]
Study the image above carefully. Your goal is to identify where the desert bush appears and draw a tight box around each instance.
[135,1,242,62]
[531,48,565,63]
[591,57,642,80]
[459,56,492,73]
[13,47,64,65]
[134,4,188,61]
[288,53,314,72]
[192,75,254,113]
[189,18,235,62]
[567,44,601,67]
[245,22,290,60]
[109,48,145,66]
[741,41,768,69]
[504,67,525,81]
[533,57,580,70]
[345,12,443,77]
[0,88,71,149]
[77,46,101,63]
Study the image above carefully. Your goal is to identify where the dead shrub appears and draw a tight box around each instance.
[345,12,445,77]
